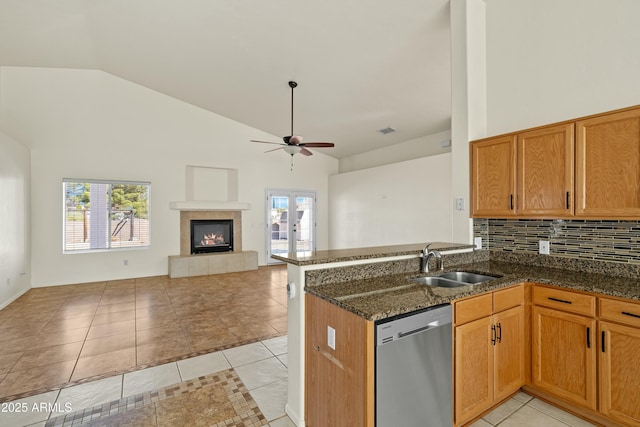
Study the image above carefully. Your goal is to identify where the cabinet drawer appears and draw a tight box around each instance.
[533,285,595,316]
[493,285,524,313]
[455,293,493,325]
[599,297,640,327]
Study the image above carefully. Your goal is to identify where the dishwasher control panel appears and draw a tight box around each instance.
[375,304,452,347]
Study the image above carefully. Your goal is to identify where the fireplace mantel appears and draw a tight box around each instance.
[170,201,251,211]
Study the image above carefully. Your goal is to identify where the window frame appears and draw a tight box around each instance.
[62,178,151,253]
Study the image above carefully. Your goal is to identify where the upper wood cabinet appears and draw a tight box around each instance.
[471,135,517,217]
[471,124,574,218]
[472,105,640,219]
[575,108,640,217]
[517,124,574,217]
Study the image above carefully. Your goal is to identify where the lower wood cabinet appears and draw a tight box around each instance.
[454,285,524,426]
[531,305,597,410]
[305,294,374,427]
[598,298,640,427]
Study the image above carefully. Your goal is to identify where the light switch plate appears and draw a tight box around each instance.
[474,237,482,250]
[327,326,336,350]
[455,197,465,210]
[539,240,550,255]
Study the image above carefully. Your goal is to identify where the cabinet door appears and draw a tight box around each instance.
[576,108,640,217]
[471,135,517,217]
[531,306,597,410]
[455,316,494,424]
[493,306,525,402]
[517,124,574,217]
[599,321,640,426]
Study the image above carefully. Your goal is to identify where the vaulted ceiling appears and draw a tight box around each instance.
[0,0,451,159]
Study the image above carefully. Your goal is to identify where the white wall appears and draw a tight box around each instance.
[328,153,453,249]
[486,0,640,134]
[0,130,31,308]
[0,67,338,287]
[338,129,452,173]
[450,0,486,244]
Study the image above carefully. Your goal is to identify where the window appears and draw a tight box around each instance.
[63,179,150,252]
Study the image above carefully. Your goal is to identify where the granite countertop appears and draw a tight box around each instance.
[305,260,640,321]
[271,242,474,266]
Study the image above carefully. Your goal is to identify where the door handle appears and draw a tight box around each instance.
[491,324,496,345]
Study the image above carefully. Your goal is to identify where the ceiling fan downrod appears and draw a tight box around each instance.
[289,81,297,138]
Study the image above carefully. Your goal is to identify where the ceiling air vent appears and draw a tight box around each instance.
[378,127,396,135]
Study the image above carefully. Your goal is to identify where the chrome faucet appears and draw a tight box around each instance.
[422,243,443,273]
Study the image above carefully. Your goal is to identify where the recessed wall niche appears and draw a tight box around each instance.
[185,166,238,202]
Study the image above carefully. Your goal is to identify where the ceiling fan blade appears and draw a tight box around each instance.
[300,142,335,148]
[300,148,313,156]
[264,147,284,153]
[251,140,283,145]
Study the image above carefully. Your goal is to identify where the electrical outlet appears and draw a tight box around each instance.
[327,326,336,350]
[474,237,482,250]
[539,240,550,255]
[123,259,129,266]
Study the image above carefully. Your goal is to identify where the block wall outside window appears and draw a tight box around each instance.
[63,179,150,252]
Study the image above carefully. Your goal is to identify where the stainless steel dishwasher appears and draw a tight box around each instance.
[375,304,452,427]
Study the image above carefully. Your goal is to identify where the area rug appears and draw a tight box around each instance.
[44,369,267,427]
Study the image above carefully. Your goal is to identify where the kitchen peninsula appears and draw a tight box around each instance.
[275,242,640,427]
[271,242,475,427]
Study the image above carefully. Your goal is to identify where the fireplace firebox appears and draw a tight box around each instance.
[190,219,234,254]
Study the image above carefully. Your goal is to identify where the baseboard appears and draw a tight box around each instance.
[285,403,304,427]
[0,287,30,310]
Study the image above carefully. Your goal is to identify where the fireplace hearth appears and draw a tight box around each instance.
[190,219,233,254]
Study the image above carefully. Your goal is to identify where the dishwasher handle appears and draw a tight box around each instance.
[398,323,439,338]
[376,304,452,347]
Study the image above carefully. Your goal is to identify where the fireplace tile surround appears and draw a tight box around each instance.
[169,210,258,278]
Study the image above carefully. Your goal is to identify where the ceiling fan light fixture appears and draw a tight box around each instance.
[283,145,302,155]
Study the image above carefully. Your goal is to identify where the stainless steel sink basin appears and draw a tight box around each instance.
[437,271,499,284]
[411,271,499,288]
[411,276,470,288]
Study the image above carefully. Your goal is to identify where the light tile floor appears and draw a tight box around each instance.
[469,391,596,427]
[1,337,598,427]
[0,336,291,427]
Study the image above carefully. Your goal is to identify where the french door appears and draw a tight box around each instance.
[266,189,316,264]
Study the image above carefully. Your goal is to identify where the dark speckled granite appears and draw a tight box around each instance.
[305,259,640,321]
[271,242,474,266]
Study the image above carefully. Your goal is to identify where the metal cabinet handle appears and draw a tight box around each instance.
[622,311,640,319]
[491,325,496,345]
[566,191,570,209]
[548,297,572,304]
[586,327,591,349]
[509,194,514,210]
[601,331,606,353]
[496,323,502,343]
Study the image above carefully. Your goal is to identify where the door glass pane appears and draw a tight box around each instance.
[294,195,313,255]
[269,195,289,256]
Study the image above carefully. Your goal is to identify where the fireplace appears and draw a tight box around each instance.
[190,219,234,254]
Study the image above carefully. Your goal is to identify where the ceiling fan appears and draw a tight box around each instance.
[251,81,335,159]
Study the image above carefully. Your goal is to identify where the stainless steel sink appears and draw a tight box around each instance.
[437,271,499,284]
[411,276,470,288]
[411,271,499,288]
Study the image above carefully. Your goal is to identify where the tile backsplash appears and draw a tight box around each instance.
[474,219,640,265]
